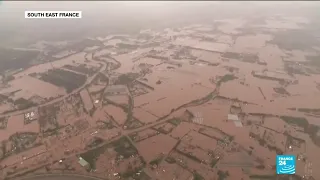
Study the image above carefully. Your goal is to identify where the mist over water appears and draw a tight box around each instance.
[0,1,320,46]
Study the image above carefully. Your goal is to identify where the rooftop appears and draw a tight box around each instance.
[228,114,239,121]
[78,157,89,167]
[234,121,243,127]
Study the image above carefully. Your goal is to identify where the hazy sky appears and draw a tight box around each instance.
[0,1,319,46]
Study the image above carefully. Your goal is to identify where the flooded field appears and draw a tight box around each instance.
[0,76,66,100]
[232,34,273,53]
[13,52,99,78]
[0,114,39,141]
[103,105,127,126]
[2,4,320,180]
[136,133,177,163]
[133,107,158,124]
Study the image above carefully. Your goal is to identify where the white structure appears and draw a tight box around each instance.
[228,114,239,121]
[234,121,243,127]
[227,114,243,127]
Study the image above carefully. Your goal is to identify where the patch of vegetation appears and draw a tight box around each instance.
[9,132,40,153]
[165,156,176,164]
[210,158,219,168]
[115,73,139,85]
[222,52,241,59]
[280,116,309,129]
[92,72,109,84]
[242,54,259,63]
[0,117,8,129]
[268,29,320,51]
[40,68,87,93]
[3,75,15,82]
[14,98,36,110]
[41,127,60,137]
[125,119,144,130]
[86,137,104,149]
[96,120,114,130]
[112,136,138,159]
[168,118,181,126]
[297,108,320,114]
[80,136,138,170]
[217,74,238,86]
[217,170,230,180]
[149,155,164,166]
[193,171,204,180]
[266,144,283,155]
[79,145,106,170]
[0,48,40,74]
[116,43,139,50]
[221,52,259,63]
[284,63,309,76]
[273,87,290,96]
[176,149,201,163]
[305,124,320,147]
[305,55,320,68]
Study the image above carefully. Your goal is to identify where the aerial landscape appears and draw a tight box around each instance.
[0,1,320,180]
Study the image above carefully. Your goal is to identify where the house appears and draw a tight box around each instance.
[227,114,239,121]
[78,157,91,170]
[227,114,243,127]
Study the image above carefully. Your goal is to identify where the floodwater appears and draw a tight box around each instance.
[2,12,320,179]
[0,114,39,141]
[87,85,105,93]
[169,121,202,139]
[1,145,46,167]
[218,167,250,180]
[219,80,266,104]
[182,130,218,151]
[135,57,162,65]
[0,76,66,100]
[232,34,273,53]
[13,52,99,78]
[145,160,192,180]
[0,103,14,114]
[103,105,126,125]
[136,133,177,162]
[173,37,230,52]
[286,75,320,96]
[134,62,217,117]
[133,107,158,123]
[105,95,129,105]
[258,44,286,70]
[214,34,234,45]
[114,48,153,74]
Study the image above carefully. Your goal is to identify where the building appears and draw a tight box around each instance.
[228,114,239,121]
[227,114,243,127]
[78,157,91,170]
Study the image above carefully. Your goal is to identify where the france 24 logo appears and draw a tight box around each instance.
[276,155,296,174]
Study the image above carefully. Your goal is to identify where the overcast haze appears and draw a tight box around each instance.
[1,1,320,46]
